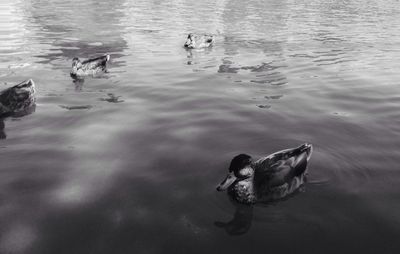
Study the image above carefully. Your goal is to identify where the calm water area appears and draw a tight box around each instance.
[1,0,400,253]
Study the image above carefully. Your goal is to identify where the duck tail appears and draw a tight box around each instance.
[297,143,313,161]
[289,144,312,177]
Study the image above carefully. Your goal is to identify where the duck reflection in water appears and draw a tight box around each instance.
[215,202,254,236]
[185,47,213,66]
[73,78,84,91]
[0,119,5,139]
[0,104,36,140]
[215,144,313,235]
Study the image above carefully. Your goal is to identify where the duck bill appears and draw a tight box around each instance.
[216,172,237,191]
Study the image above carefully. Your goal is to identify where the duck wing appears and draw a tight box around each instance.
[81,55,110,71]
[253,143,312,188]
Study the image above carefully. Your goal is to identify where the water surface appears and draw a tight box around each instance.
[1,0,400,253]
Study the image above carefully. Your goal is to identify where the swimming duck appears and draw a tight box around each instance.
[70,54,110,78]
[217,143,313,204]
[0,79,36,116]
[184,33,214,49]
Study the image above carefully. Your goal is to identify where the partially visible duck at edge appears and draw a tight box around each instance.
[184,33,214,49]
[217,143,313,204]
[0,79,36,116]
[70,54,110,79]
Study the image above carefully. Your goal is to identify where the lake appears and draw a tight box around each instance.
[1,0,400,253]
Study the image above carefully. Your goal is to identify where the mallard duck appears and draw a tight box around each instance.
[217,143,313,204]
[184,33,214,49]
[0,79,36,116]
[70,54,110,78]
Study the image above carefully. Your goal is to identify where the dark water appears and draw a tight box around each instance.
[1,0,400,253]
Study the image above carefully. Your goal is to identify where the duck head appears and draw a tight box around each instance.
[184,34,195,48]
[71,57,82,70]
[217,154,254,191]
[70,58,83,78]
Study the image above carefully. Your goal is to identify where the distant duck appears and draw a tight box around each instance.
[217,143,313,204]
[184,33,214,49]
[0,79,36,116]
[70,54,110,78]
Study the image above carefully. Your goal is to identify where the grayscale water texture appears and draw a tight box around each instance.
[1,0,400,253]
